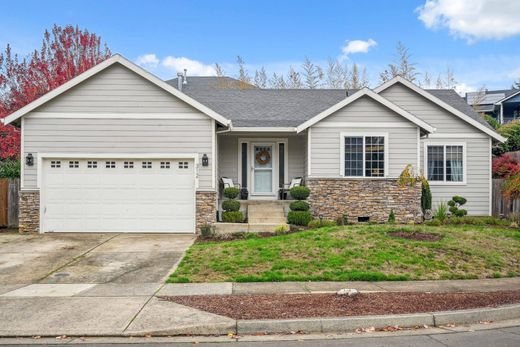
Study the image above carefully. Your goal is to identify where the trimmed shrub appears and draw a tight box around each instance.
[287,210,312,226]
[308,219,337,229]
[223,187,240,199]
[222,199,240,212]
[0,160,20,178]
[290,186,310,200]
[421,178,432,213]
[388,210,396,224]
[289,200,309,211]
[222,211,245,223]
[448,196,468,217]
[200,223,215,238]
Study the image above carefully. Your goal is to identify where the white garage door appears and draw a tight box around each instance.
[41,158,196,233]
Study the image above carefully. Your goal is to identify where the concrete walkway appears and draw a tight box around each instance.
[0,278,519,337]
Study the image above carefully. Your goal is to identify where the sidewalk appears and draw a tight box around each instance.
[0,278,519,337]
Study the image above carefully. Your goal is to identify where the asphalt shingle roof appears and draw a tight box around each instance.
[166,77,492,130]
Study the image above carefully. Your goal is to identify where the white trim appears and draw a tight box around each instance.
[495,89,520,105]
[426,133,487,139]
[417,127,421,172]
[231,127,296,132]
[500,105,504,124]
[307,128,312,177]
[339,132,389,179]
[489,138,492,216]
[2,54,231,127]
[36,152,199,189]
[25,112,208,120]
[20,118,25,189]
[423,141,467,186]
[313,122,416,128]
[296,88,435,133]
[374,76,505,142]
[212,121,216,190]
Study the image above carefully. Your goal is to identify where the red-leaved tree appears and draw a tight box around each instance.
[492,153,520,178]
[0,24,111,159]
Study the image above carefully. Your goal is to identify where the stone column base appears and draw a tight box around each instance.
[19,190,40,233]
[196,191,217,232]
[306,178,422,224]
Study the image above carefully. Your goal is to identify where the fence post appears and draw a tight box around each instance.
[8,178,20,227]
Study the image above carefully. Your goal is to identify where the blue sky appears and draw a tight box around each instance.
[2,0,520,93]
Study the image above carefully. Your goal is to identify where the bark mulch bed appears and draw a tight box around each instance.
[387,231,444,242]
[160,291,520,320]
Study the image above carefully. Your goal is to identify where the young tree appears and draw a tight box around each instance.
[0,24,111,160]
[360,67,369,88]
[253,67,267,88]
[287,66,302,89]
[236,55,251,84]
[379,41,418,83]
[350,63,360,89]
[301,57,323,89]
[214,63,225,77]
[269,73,286,89]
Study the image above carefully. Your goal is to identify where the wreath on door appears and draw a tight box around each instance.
[255,149,271,165]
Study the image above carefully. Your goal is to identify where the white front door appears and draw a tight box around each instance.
[251,143,275,196]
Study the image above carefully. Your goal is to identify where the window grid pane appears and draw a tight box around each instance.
[344,137,363,176]
[365,136,384,177]
[446,146,463,182]
[427,146,444,181]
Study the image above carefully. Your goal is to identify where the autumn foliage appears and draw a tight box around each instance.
[0,24,111,159]
[492,153,520,178]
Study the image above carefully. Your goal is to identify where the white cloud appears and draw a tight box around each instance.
[136,54,159,68]
[454,83,477,96]
[162,56,215,76]
[341,39,377,58]
[417,0,520,41]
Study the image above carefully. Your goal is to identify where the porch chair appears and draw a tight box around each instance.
[279,177,303,200]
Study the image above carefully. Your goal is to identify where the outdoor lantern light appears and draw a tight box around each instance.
[202,154,209,167]
[26,153,34,166]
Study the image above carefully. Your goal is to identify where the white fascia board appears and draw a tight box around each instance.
[2,54,231,127]
[231,127,296,132]
[373,76,505,143]
[495,89,520,105]
[295,88,435,134]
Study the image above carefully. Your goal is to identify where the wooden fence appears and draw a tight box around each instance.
[0,178,19,227]
[492,178,520,217]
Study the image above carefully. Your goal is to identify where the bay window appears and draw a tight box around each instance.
[426,144,465,183]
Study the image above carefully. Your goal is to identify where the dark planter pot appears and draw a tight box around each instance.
[240,188,249,200]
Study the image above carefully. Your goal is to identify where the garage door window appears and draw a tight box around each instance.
[87,161,97,168]
[105,161,116,168]
[178,161,189,169]
[50,160,61,168]
[160,161,171,169]
[69,161,79,168]
[124,161,134,169]
[142,161,152,169]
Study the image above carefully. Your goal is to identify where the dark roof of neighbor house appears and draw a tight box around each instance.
[166,76,491,129]
[466,89,519,105]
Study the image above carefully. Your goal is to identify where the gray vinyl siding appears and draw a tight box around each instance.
[22,63,215,191]
[217,135,306,186]
[35,63,199,114]
[379,83,481,134]
[422,137,491,216]
[310,96,419,178]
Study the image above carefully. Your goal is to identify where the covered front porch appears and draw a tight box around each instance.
[217,132,307,201]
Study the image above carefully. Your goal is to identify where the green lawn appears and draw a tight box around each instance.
[168,224,520,283]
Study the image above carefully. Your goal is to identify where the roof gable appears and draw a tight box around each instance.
[374,76,504,142]
[2,54,231,126]
[295,88,436,133]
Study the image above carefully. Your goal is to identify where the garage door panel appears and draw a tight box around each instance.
[42,158,196,233]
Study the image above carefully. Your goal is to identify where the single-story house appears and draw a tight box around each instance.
[2,54,504,233]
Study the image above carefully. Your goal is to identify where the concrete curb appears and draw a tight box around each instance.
[236,304,520,335]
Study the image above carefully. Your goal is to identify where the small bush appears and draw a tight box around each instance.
[0,160,21,178]
[397,164,420,187]
[493,153,520,178]
[223,187,240,199]
[222,211,245,223]
[421,178,432,213]
[289,200,309,211]
[308,219,337,228]
[448,195,468,217]
[290,186,310,200]
[508,212,520,224]
[199,223,215,238]
[425,219,442,226]
[274,224,290,233]
[287,210,312,226]
[222,199,240,212]
[388,210,396,224]
[434,202,448,222]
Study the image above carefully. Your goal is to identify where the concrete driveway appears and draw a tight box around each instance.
[0,232,194,285]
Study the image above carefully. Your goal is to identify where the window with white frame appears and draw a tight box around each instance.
[426,144,464,182]
[343,135,386,177]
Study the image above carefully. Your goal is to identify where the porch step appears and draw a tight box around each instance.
[248,223,289,233]
[248,202,287,224]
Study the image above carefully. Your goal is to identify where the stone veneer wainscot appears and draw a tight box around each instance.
[306,178,422,224]
[19,190,40,233]
[196,191,217,232]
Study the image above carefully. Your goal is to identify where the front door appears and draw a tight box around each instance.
[251,143,275,196]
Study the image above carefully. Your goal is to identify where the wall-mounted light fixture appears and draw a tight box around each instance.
[26,153,34,166]
[202,154,209,167]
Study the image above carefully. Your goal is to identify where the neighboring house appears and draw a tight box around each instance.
[466,89,520,124]
[1,54,504,233]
